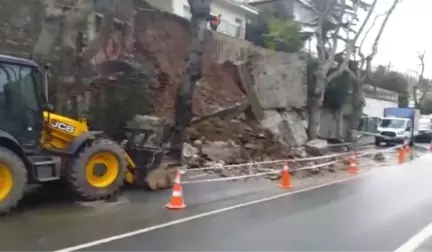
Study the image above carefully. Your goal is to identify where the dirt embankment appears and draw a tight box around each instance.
[131,3,296,162]
[133,3,246,118]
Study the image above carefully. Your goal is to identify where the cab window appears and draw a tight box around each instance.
[0,62,38,116]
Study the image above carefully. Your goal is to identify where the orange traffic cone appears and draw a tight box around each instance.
[279,162,293,189]
[398,146,405,164]
[165,170,186,210]
[348,152,358,174]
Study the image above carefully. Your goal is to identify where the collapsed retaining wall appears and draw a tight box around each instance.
[0,0,309,147]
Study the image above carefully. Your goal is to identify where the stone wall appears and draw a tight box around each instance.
[0,0,42,57]
[144,0,173,12]
[212,31,252,63]
[211,30,308,146]
[0,0,369,146]
[249,48,307,110]
[319,109,348,139]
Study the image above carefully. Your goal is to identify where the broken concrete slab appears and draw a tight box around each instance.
[236,62,264,120]
[305,139,329,156]
[249,50,307,110]
[280,111,308,147]
[182,143,201,167]
[260,110,307,147]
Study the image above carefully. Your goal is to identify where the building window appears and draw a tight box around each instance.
[183,5,191,19]
[94,13,124,32]
[234,18,243,38]
[95,13,103,33]
[113,18,125,32]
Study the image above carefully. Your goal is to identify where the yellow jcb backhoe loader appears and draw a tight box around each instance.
[0,54,177,214]
[0,0,211,214]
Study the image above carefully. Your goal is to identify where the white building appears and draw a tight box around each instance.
[242,0,315,30]
[146,0,259,39]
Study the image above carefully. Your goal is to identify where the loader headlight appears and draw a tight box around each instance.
[396,131,404,135]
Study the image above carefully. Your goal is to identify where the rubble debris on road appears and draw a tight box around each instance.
[373,152,385,162]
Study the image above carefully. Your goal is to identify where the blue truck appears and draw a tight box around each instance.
[375,107,420,146]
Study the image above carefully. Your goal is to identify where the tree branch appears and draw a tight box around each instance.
[357,11,386,61]
[415,51,426,105]
[324,0,348,69]
[327,0,379,83]
[363,0,400,82]
[367,0,399,60]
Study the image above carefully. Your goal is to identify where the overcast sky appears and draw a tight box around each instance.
[362,0,431,78]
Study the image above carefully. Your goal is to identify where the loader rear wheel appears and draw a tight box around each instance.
[67,139,127,200]
[0,147,27,214]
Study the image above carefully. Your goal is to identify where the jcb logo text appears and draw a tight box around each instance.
[50,120,75,133]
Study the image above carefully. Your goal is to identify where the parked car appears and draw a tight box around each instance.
[416,116,432,142]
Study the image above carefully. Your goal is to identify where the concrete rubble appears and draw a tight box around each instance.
[305,139,329,156]
[201,140,242,164]
[373,152,385,162]
[260,110,307,147]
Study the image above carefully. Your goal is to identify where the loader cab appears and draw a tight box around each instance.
[0,55,45,152]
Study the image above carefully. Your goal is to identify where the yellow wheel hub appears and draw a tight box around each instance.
[85,152,119,188]
[0,164,13,201]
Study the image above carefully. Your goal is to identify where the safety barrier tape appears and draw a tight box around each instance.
[184,152,352,173]
[183,144,400,173]
[358,144,401,156]
[181,150,406,184]
[289,160,340,172]
[182,160,341,184]
[181,145,403,183]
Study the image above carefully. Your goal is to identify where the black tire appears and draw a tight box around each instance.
[409,138,414,147]
[374,137,381,146]
[67,138,127,200]
[0,147,27,214]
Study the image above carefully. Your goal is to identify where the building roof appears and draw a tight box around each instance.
[248,0,309,6]
[0,54,38,67]
[218,0,260,15]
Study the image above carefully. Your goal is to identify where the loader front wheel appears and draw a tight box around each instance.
[67,139,127,200]
[0,147,27,214]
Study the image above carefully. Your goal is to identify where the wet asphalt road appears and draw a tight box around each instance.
[0,145,430,251]
[76,154,432,251]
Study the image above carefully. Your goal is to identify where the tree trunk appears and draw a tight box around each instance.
[346,80,364,142]
[335,109,343,139]
[307,72,326,139]
[32,0,64,62]
[413,86,419,108]
[169,0,212,161]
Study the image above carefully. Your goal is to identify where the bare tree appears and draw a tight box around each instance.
[306,0,378,140]
[345,0,400,141]
[32,0,95,114]
[168,0,212,162]
[33,0,137,117]
[412,51,429,107]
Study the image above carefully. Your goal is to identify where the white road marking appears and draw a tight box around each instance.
[394,222,432,252]
[54,163,402,252]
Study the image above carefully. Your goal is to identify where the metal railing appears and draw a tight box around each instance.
[212,20,245,39]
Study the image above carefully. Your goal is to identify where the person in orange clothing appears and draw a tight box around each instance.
[209,14,221,31]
